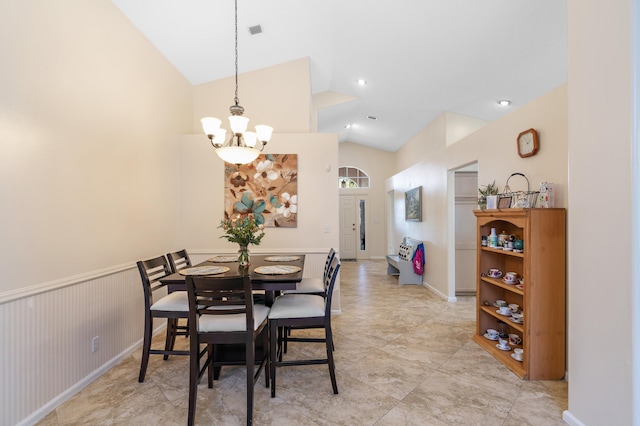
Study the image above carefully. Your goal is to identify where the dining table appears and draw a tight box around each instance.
[160,253,306,306]
[160,253,306,376]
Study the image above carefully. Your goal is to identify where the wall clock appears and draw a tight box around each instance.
[517,128,539,158]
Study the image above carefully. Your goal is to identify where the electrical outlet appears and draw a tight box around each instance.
[91,336,99,353]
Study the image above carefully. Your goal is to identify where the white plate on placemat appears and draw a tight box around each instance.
[254,265,302,275]
[179,266,230,276]
[264,255,301,262]
[208,256,238,263]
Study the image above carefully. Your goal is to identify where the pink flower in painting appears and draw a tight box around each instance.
[277,193,297,218]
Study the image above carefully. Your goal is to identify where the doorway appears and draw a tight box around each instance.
[339,195,357,259]
[454,166,478,295]
[339,194,368,260]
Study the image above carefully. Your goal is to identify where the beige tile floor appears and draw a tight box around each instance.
[38,259,567,425]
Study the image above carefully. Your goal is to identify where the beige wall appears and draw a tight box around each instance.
[565,0,635,424]
[177,133,339,253]
[0,0,193,294]
[338,142,397,259]
[193,57,312,134]
[387,85,568,300]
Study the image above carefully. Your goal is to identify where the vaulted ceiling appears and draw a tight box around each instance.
[111,0,567,152]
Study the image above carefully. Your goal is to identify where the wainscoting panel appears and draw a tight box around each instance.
[1,267,144,426]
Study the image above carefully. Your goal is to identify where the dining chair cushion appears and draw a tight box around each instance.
[269,294,325,319]
[282,278,324,294]
[150,291,189,312]
[198,304,270,332]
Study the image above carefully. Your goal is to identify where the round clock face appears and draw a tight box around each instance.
[517,129,539,157]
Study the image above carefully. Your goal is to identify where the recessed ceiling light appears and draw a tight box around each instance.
[345,124,352,129]
[498,100,511,106]
[357,79,367,86]
[367,115,377,120]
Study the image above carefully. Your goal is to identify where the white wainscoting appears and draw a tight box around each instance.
[1,249,332,426]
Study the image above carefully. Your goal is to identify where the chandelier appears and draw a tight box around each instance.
[200,0,273,165]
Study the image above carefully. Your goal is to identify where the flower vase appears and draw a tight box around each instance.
[237,245,250,267]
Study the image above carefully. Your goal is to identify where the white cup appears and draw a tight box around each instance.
[511,312,524,322]
[509,333,522,345]
[486,328,499,338]
[498,337,509,349]
[513,348,524,360]
[509,303,519,312]
[499,306,511,315]
[504,272,518,283]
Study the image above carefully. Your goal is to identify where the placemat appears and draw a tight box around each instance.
[179,266,230,276]
[253,265,302,275]
[264,255,301,262]
[208,256,238,263]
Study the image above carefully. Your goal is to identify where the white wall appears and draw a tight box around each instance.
[387,85,568,300]
[565,0,635,424]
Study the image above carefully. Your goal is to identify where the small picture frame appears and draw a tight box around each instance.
[405,186,422,222]
[498,196,512,209]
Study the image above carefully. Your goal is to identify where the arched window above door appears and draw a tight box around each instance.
[338,166,370,188]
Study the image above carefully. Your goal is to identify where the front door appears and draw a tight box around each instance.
[339,195,357,259]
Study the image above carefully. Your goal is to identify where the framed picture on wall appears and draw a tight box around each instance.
[405,186,422,222]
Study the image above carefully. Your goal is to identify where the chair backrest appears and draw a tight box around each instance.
[322,248,337,279]
[185,275,255,334]
[167,249,192,273]
[137,256,173,310]
[323,256,341,315]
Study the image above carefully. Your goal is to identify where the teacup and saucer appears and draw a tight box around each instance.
[488,268,503,278]
[497,336,510,351]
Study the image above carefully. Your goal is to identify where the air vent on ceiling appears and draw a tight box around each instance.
[249,25,263,35]
[367,115,378,120]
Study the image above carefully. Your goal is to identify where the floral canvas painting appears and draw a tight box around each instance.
[224,154,298,227]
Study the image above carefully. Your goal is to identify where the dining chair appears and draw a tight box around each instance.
[167,249,192,273]
[136,255,190,382]
[280,248,337,354]
[185,274,270,426]
[282,248,335,296]
[268,256,341,398]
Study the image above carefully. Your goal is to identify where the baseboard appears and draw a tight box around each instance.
[16,325,163,426]
[424,282,457,302]
[562,410,586,426]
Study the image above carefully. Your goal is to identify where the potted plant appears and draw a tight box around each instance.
[219,213,265,266]
[478,181,499,210]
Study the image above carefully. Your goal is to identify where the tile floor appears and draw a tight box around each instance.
[37,259,567,425]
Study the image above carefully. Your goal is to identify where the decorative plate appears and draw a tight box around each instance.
[264,255,301,262]
[254,265,302,275]
[179,266,230,276]
[208,256,238,263]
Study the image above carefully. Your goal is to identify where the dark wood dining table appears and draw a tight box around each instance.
[160,253,306,305]
[160,253,305,373]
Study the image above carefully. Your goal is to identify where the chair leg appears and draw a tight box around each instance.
[246,338,255,426]
[269,321,278,398]
[163,318,176,360]
[188,340,199,426]
[263,326,270,388]
[207,344,214,388]
[325,325,338,394]
[138,313,153,382]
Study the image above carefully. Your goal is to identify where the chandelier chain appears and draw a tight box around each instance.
[234,0,239,107]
